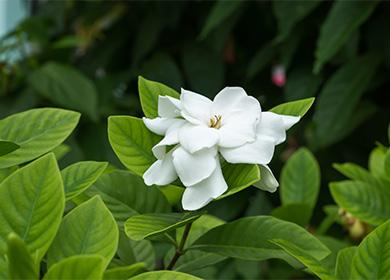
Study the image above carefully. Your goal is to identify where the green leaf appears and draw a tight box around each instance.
[273,1,321,41]
[247,43,275,80]
[330,181,390,225]
[0,108,80,169]
[138,76,180,118]
[199,1,243,40]
[47,196,119,268]
[316,235,349,274]
[130,271,201,280]
[369,146,388,180]
[7,233,38,280]
[84,170,171,225]
[61,161,108,200]
[219,163,260,199]
[28,62,98,120]
[192,216,330,264]
[333,163,378,185]
[104,263,146,280]
[335,247,357,280]
[44,255,105,280]
[0,166,17,183]
[270,239,334,280]
[108,116,161,176]
[271,203,312,227]
[350,220,390,279]
[0,141,20,157]
[52,144,71,161]
[125,212,202,241]
[0,153,64,275]
[314,1,379,73]
[269,97,315,117]
[284,67,322,101]
[281,148,320,211]
[313,54,380,147]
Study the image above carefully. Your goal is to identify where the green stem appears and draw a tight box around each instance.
[166,223,192,270]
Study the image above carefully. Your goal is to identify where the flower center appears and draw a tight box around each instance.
[209,115,222,129]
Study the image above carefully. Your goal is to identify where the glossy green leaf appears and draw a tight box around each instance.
[335,246,357,280]
[28,62,98,120]
[219,163,260,198]
[44,255,105,280]
[199,1,243,40]
[130,271,201,280]
[0,153,64,278]
[61,161,108,200]
[269,97,314,117]
[7,233,38,280]
[108,116,161,176]
[47,196,119,268]
[313,54,380,147]
[0,108,80,169]
[271,203,312,227]
[369,146,388,180]
[350,220,390,279]
[330,181,390,225]
[104,263,146,280]
[270,239,334,280]
[273,1,321,41]
[84,170,171,225]
[0,141,20,157]
[192,216,330,263]
[314,1,379,72]
[281,148,320,211]
[125,212,202,241]
[138,76,180,118]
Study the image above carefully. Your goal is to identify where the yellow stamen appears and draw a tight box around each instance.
[209,115,222,129]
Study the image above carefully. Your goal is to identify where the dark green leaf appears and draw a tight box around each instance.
[0,141,20,157]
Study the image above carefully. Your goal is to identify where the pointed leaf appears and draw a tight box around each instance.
[44,255,105,280]
[47,196,119,268]
[104,263,146,280]
[0,108,80,168]
[130,271,201,280]
[333,163,378,185]
[269,97,314,117]
[0,141,20,157]
[61,161,108,200]
[108,116,161,176]
[335,247,357,280]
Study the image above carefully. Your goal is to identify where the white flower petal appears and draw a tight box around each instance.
[212,87,247,116]
[256,112,300,145]
[253,164,279,193]
[182,160,228,211]
[152,120,185,159]
[220,135,275,164]
[218,120,256,148]
[180,89,212,125]
[172,146,217,186]
[143,151,177,186]
[143,117,179,136]
[178,124,220,153]
[158,95,181,118]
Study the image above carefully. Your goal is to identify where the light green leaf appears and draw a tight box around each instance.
[313,54,380,147]
[130,271,201,280]
[44,255,105,280]
[314,1,379,73]
[369,146,388,180]
[192,216,330,264]
[104,263,146,280]
[61,161,108,200]
[47,196,119,268]
[125,212,202,241]
[28,62,98,120]
[0,141,20,157]
[333,163,378,185]
[270,239,334,280]
[281,148,320,211]
[108,116,161,176]
[271,203,312,227]
[84,170,171,225]
[269,97,314,117]
[159,185,184,206]
[7,233,38,280]
[199,1,243,40]
[219,163,260,198]
[350,220,390,279]
[138,76,180,118]
[0,166,18,183]
[273,1,321,41]
[335,246,357,280]
[330,181,390,225]
[0,108,80,169]
[0,153,64,276]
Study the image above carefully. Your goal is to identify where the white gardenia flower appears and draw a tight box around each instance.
[142,87,300,211]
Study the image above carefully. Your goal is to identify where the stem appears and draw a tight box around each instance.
[166,223,192,270]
